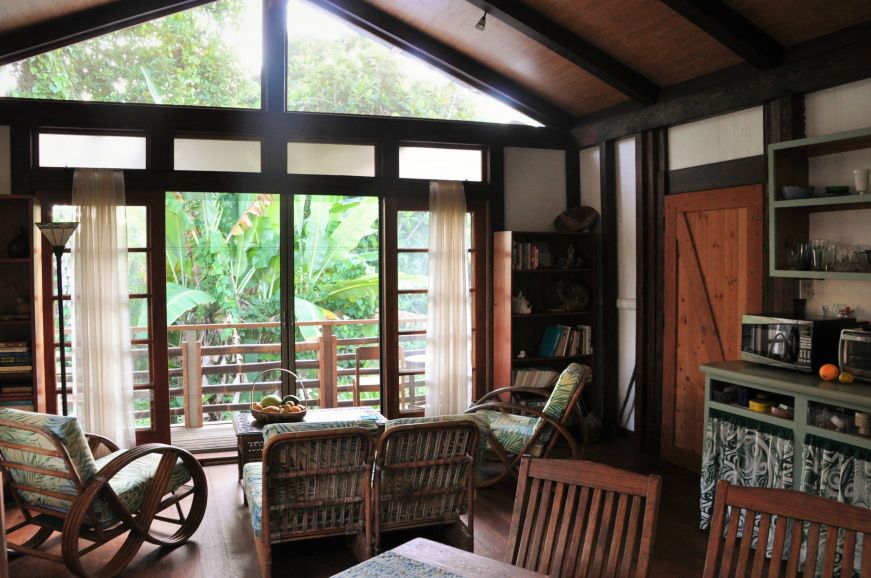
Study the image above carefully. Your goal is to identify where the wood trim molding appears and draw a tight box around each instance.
[464,0,659,105]
[668,155,766,195]
[598,140,618,437]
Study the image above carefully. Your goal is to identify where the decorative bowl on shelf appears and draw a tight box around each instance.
[780,185,814,200]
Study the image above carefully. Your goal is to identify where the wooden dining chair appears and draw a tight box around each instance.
[507,458,662,578]
[703,479,871,578]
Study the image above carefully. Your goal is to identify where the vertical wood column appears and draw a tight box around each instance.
[599,140,618,437]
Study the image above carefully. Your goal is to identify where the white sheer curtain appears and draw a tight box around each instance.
[425,180,471,417]
[71,169,136,448]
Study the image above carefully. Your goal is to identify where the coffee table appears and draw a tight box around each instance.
[231,407,388,479]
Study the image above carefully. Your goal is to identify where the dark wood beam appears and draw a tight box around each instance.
[659,0,782,69]
[0,1,215,66]
[309,0,575,129]
[573,21,871,147]
[465,0,659,105]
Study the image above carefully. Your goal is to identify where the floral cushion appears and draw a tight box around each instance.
[538,363,590,444]
[242,462,264,537]
[92,450,193,527]
[0,409,98,515]
[262,419,379,443]
[476,411,544,457]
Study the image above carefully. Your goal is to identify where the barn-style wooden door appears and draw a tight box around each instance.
[661,185,763,470]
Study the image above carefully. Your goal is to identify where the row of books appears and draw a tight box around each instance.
[0,399,34,411]
[512,241,551,271]
[512,368,561,388]
[538,324,593,358]
[0,340,32,374]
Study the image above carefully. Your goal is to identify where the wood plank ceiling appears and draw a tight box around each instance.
[1,0,871,129]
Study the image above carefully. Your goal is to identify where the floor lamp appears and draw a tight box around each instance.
[36,222,79,416]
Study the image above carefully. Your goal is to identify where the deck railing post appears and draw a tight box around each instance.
[182,329,203,429]
[318,324,337,408]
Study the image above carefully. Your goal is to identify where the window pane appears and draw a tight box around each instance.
[1,0,261,109]
[397,211,429,249]
[134,390,153,429]
[130,298,149,340]
[127,206,147,248]
[174,138,261,173]
[285,0,537,125]
[398,253,428,290]
[399,147,482,181]
[132,344,151,385]
[40,134,146,169]
[287,142,375,176]
[128,253,148,294]
[399,293,428,319]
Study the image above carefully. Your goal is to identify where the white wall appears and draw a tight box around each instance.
[616,137,636,431]
[579,147,601,224]
[804,78,871,320]
[503,147,566,231]
[668,106,764,170]
[0,126,10,195]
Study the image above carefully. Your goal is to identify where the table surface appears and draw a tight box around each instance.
[232,406,388,436]
[332,538,547,578]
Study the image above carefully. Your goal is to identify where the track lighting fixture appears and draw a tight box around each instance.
[475,12,486,32]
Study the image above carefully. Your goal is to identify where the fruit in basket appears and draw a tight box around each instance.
[290,405,303,413]
[819,364,839,381]
[261,394,282,408]
[251,402,263,411]
[262,405,280,413]
[282,394,300,405]
[839,371,855,384]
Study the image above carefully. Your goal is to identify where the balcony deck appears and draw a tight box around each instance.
[171,422,237,454]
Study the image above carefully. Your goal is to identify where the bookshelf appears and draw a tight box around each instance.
[493,230,600,413]
[0,195,43,413]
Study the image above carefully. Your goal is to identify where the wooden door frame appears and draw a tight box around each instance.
[661,184,764,469]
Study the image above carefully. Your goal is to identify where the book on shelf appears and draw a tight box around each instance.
[0,341,29,354]
[511,241,552,271]
[0,399,34,411]
[537,324,593,358]
[512,368,560,388]
[0,385,32,394]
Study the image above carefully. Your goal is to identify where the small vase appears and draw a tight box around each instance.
[6,226,28,259]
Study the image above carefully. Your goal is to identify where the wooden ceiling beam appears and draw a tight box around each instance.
[310,0,576,129]
[659,0,782,69]
[0,0,215,67]
[465,0,659,105]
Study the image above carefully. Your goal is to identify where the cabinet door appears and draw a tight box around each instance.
[662,186,763,470]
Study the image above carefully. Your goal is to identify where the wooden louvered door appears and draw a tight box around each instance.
[661,186,763,471]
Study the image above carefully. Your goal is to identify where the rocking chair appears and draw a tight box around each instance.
[0,409,207,578]
[465,363,591,487]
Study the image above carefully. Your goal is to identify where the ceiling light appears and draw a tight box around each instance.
[475,12,486,32]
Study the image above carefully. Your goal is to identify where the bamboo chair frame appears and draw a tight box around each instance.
[0,418,207,578]
[255,426,374,577]
[507,458,662,578]
[703,479,871,578]
[465,382,587,487]
[371,420,480,555]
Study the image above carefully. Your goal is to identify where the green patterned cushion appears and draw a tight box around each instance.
[262,419,379,443]
[0,409,98,514]
[92,450,192,526]
[477,411,545,457]
[537,363,590,444]
[241,462,263,537]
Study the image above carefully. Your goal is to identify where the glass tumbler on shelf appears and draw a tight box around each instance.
[796,242,810,270]
[809,239,831,271]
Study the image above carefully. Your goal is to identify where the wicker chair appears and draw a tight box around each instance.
[0,408,207,578]
[466,363,591,487]
[241,420,378,577]
[371,415,484,555]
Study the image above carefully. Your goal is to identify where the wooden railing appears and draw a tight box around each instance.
[162,319,424,428]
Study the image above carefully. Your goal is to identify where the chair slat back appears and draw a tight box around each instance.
[507,458,662,578]
[0,410,98,517]
[261,425,373,540]
[374,418,480,531]
[703,480,871,578]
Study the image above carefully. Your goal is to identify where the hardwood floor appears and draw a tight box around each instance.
[5,436,708,577]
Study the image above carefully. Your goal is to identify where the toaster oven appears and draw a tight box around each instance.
[839,329,871,383]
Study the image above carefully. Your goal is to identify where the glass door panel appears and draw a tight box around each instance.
[292,195,381,410]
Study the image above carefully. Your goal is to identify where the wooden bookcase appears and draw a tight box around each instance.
[493,230,601,416]
[0,195,44,413]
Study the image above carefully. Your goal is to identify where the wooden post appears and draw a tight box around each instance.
[318,324,337,408]
[182,329,203,428]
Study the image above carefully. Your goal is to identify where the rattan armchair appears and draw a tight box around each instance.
[466,363,591,487]
[242,420,378,577]
[371,415,484,555]
[0,408,207,578]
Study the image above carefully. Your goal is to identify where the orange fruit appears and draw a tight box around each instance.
[818,364,839,381]
[838,371,855,384]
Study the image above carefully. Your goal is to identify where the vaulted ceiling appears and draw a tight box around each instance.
[2,0,870,135]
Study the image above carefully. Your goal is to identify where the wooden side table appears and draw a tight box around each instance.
[232,407,388,479]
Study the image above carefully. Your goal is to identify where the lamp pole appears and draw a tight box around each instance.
[36,222,79,416]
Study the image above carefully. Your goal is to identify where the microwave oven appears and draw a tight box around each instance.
[741,314,857,373]
[839,328,871,383]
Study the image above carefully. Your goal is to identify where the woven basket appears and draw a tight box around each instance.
[249,368,309,424]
